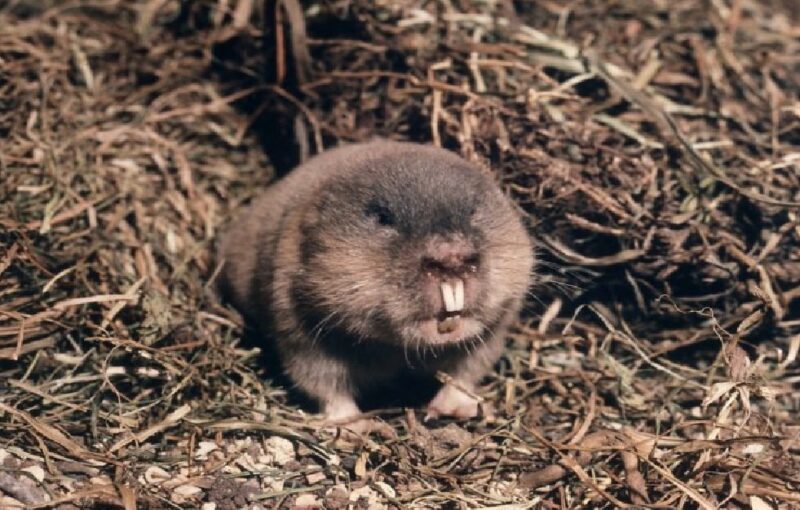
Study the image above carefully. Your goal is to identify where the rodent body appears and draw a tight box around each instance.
[217,140,533,423]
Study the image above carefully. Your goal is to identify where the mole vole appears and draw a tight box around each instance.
[217,140,533,427]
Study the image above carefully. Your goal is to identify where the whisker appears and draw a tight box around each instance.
[525,290,547,307]
[308,310,340,347]
[403,331,414,368]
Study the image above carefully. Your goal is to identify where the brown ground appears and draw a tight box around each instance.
[1,0,799,508]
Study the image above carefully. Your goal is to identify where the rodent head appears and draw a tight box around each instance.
[295,143,534,349]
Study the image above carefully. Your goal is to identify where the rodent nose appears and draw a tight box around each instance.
[421,239,480,277]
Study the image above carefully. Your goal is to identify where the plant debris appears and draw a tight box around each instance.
[1,0,799,508]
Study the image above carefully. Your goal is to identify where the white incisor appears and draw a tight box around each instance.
[440,279,465,312]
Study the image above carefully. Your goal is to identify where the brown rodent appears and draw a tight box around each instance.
[216,140,533,425]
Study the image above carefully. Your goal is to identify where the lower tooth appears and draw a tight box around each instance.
[437,316,459,334]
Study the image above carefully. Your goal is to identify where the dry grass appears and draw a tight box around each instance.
[1,0,799,508]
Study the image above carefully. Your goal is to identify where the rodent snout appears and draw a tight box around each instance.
[420,237,480,279]
[420,236,481,320]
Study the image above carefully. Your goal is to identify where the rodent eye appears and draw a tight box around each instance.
[365,202,396,227]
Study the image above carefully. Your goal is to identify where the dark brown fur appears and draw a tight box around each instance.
[217,140,533,421]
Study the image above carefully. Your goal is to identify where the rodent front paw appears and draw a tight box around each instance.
[425,383,480,420]
[321,398,395,439]
[322,416,395,441]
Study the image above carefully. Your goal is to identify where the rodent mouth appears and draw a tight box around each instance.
[414,314,482,345]
[407,279,483,343]
[436,279,471,334]
[436,310,469,334]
